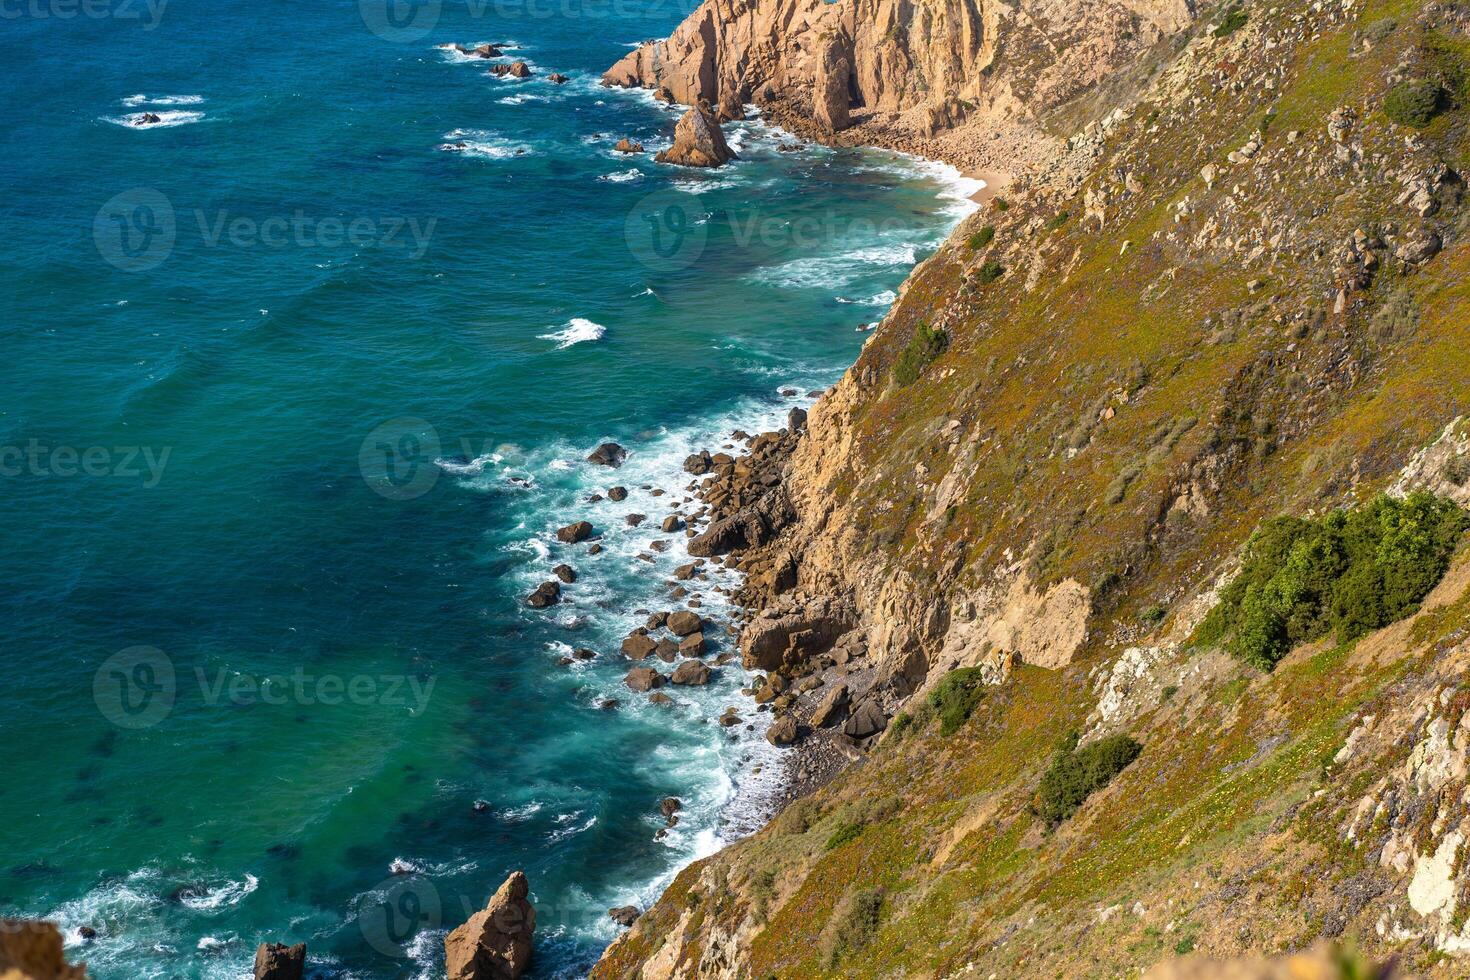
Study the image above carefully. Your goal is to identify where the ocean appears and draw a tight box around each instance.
[0,0,975,975]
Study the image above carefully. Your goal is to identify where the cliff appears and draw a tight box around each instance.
[603,0,1197,172]
[594,0,1470,973]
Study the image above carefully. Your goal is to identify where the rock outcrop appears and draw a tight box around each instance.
[444,872,535,980]
[603,0,1195,169]
[0,921,86,980]
[252,943,305,980]
[654,103,735,168]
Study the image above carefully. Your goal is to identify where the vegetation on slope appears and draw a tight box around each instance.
[1195,493,1468,668]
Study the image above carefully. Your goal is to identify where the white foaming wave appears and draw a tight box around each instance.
[836,289,897,306]
[436,451,500,476]
[751,243,920,289]
[177,874,259,911]
[672,176,739,194]
[598,168,643,184]
[435,42,508,64]
[547,812,597,843]
[497,92,549,106]
[501,801,544,822]
[106,110,205,129]
[438,129,531,159]
[120,93,204,107]
[538,318,606,350]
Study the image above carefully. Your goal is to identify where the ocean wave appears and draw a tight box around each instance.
[835,289,897,306]
[750,243,920,289]
[547,812,597,843]
[176,874,259,912]
[538,318,605,350]
[438,129,531,159]
[105,110,204,129]
[598,168,643,184]
[120,93,204,107]
[436,451,501,476]
[497,92,549,106]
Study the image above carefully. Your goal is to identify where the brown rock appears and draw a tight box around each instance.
[553,564,577,583]
[254,943,306,980]
[614,138,644,153]
[678,632,706,656]
[607,486,629,501]
[667,610,704,636]
[810,681,850,727]
[766,714,799,745]
[621,633,658,660]
[0,921,87,980]
[654,103,735,168]
[526,581,561,608]
[608,906,640,927]
[649,691,674,705]
[813,36,852,131]
[547,73,569,84]
[586,442,626,467]
[557,521,593,544]
[444,871,535,980]
[671,660,712,685]
[625,666,666,691]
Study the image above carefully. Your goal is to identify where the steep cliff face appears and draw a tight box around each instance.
[604,0,1196,170]
[593,0,1470,972]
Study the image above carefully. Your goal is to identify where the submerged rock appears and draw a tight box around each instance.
[614,138,644,153]
[586,442,626,467]
[608,905,640,927]
[526,581,561,608]
[557,521,593,544]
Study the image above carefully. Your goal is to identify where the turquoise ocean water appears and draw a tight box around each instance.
[0,1,975,975]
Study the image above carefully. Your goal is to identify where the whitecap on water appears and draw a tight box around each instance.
[120,93,204,107]
[538,318,606,350]
[598,169,643,184]
[750,243,920,290]
[438,129,531,159]
[177,874,259,912]
[106,110,205,129]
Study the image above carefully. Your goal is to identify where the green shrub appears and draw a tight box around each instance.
[967,225,995,250]
[825,822,863,851]
[1384,79,1446,128]
[1036,733,1143,826]
[974,260,1004,285]
[893,323,949,386]
[992,197,1009,212]
[1196,493,1468,669]
[927,667,988,735]
[828,888,883,965]
[1045,211,1071,232]
[1213,6,1247,36]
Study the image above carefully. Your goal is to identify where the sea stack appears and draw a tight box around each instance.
[253,942,306,980]
[654,103,735,168]
[444,871,536,980]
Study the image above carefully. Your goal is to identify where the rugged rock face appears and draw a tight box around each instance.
[653,103,735,167]
[603,0,1195,170]
[591,0,1470,972]
[0,921,86,980]
[252,943,305,980]
[444,872,535,980]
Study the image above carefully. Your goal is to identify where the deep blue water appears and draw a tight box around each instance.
[0,1,974,975]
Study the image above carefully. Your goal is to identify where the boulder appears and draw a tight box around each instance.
[621,633,658,660]
[608,906,640,927]
[660,797,682,821]
[557,521,593,544]
[254,943,306,980]
[740,595,857,671]
[655,638,680,662]
[526,581,561,608]
[613,138,644,153]
[688,509,768,557]
[683,450,713,474]
[547,73,569,84]
[678,632,706,656]
[716,91,746,121]
[810,682,850,727]
[671,660,711,686]
[553,564,577,583]
[625,667,666,692]
[787,407,807,433]
[491,61,533,78]
[843,698,888,740]
[654,103,735,168]
[1397,231,1442,265]
[649,691,674,705]
[660,515,683,533]
[666,610,704,636]
[607,486,628,501]
[766,714,799,746]
[444,871,535,980]
[625,513,646,527]
[586,443,626,467]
